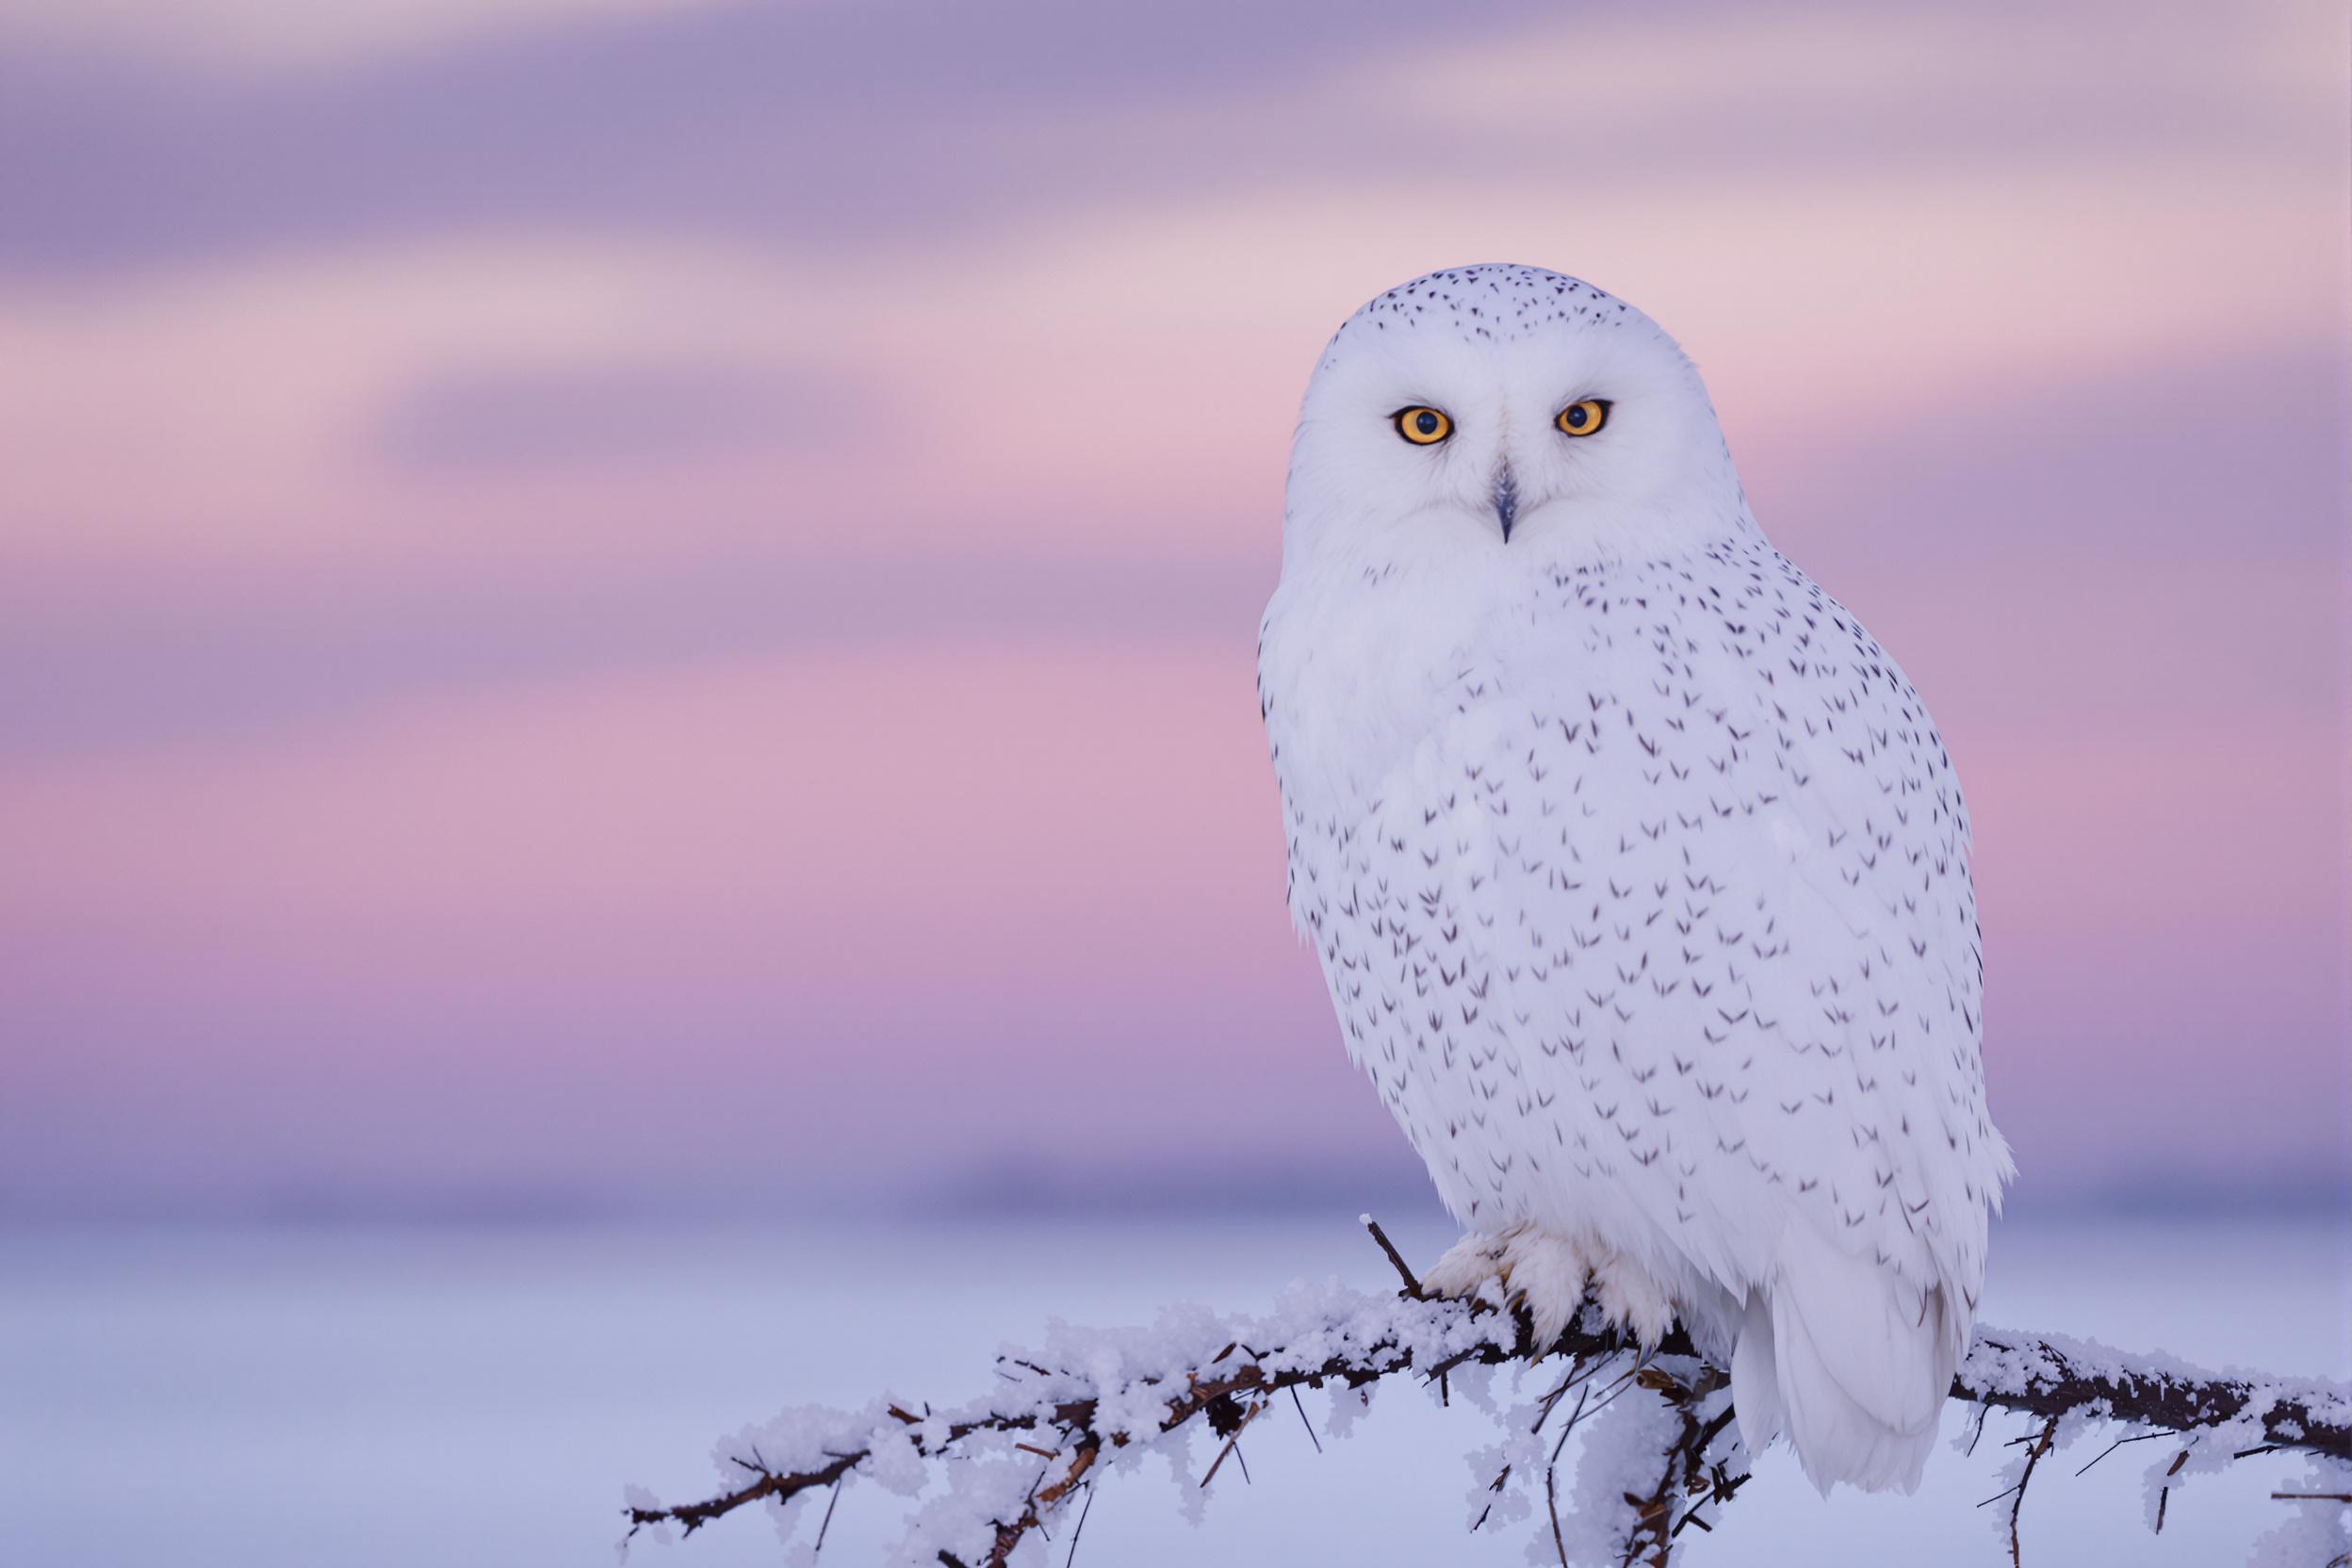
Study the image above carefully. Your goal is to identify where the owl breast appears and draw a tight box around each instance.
[1260,532,2001,1315]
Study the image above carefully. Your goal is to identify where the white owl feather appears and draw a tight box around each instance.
[1259,265,2013,1494]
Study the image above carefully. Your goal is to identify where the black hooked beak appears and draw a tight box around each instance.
[1493,463,1519,543]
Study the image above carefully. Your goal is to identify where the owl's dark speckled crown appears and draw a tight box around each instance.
[1331,264,1635,354]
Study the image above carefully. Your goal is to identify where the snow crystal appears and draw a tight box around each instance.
[1449,1359,1500,1415]
[2246,1458,2352,1567]
[1555,1378,1687,1567]
[616,1483,670,1561]
[1323,1382,1376,1440]
[865,1425,927,1496]
[893,1443,1040,1566]
[1161,1425,1210,1527]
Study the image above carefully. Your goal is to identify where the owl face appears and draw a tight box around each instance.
[1282,267,1750,575]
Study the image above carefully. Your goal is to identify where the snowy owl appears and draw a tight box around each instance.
[1258,265,2013,1494]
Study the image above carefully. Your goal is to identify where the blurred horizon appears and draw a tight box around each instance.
[3,0,2347,1224]
[8,1162,2344,1228]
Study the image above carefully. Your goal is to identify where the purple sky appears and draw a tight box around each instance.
[1,0,2344,1219]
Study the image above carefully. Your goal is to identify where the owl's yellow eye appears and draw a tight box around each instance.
[1556,399,1610,436]
[1393,406,1453,446]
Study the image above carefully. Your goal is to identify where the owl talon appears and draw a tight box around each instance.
[1420,1232,1508,1299]
[1494,1226,1598,1348]
[1425,1225,1597,1348]
[1591,1250,1678,1350]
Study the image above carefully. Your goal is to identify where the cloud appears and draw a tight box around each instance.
[0,0,1547,270]
[0,0,735,71]
[368,358,867,471]
[0,199,2336,757]
[2,0,2335,274]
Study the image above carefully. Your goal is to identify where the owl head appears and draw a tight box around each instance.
[1282,266,1753,575]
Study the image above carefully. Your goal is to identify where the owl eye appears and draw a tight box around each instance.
[1555,400,1611,436]
[1392,406,1453,446]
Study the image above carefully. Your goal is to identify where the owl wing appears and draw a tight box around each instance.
[1435,547,2007,1344]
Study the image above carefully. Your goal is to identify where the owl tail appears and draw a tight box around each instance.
[1728,1221,1958,1494]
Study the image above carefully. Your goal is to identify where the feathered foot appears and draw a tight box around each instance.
[1423,1224,1675,1350]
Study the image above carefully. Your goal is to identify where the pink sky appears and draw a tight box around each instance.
[0,0,2344,1217]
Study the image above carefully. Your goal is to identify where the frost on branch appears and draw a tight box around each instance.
[621,1219,2351,1568]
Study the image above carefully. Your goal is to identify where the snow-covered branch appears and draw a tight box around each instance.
[621,1219,2350,1567]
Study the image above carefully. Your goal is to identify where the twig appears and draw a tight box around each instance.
[1622,1367,1741,1565]
[1361,1213,1426,1299]
[1545,1453,1570,1568]
[2004,1416,2059,1568]
[1289,1385,1322,1454]
[967,1440,1099,1568]
[1470,1463,1512,1532]
[1060,1482,1094,1568]
[2155,1446,2190,1535]
[1199,1399,1264,1489]
[812,1478,841,1557]
[2072,1429,2166,1477]
[1533,1351,1607,1433]
[1965,1401,1991,1458]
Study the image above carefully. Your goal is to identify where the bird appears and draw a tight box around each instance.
[1257,265,2012,1494]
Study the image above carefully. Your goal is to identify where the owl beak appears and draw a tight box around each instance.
[1493,463,1520,543]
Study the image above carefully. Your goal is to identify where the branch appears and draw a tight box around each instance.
[1952,1330,2345,1459]
[622,1221,2350,1567]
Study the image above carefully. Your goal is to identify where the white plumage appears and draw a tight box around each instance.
[1258,265,2012,1493]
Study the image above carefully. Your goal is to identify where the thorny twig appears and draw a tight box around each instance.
[1973,1414,2059,1568]
[627,1217,2350,1567]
